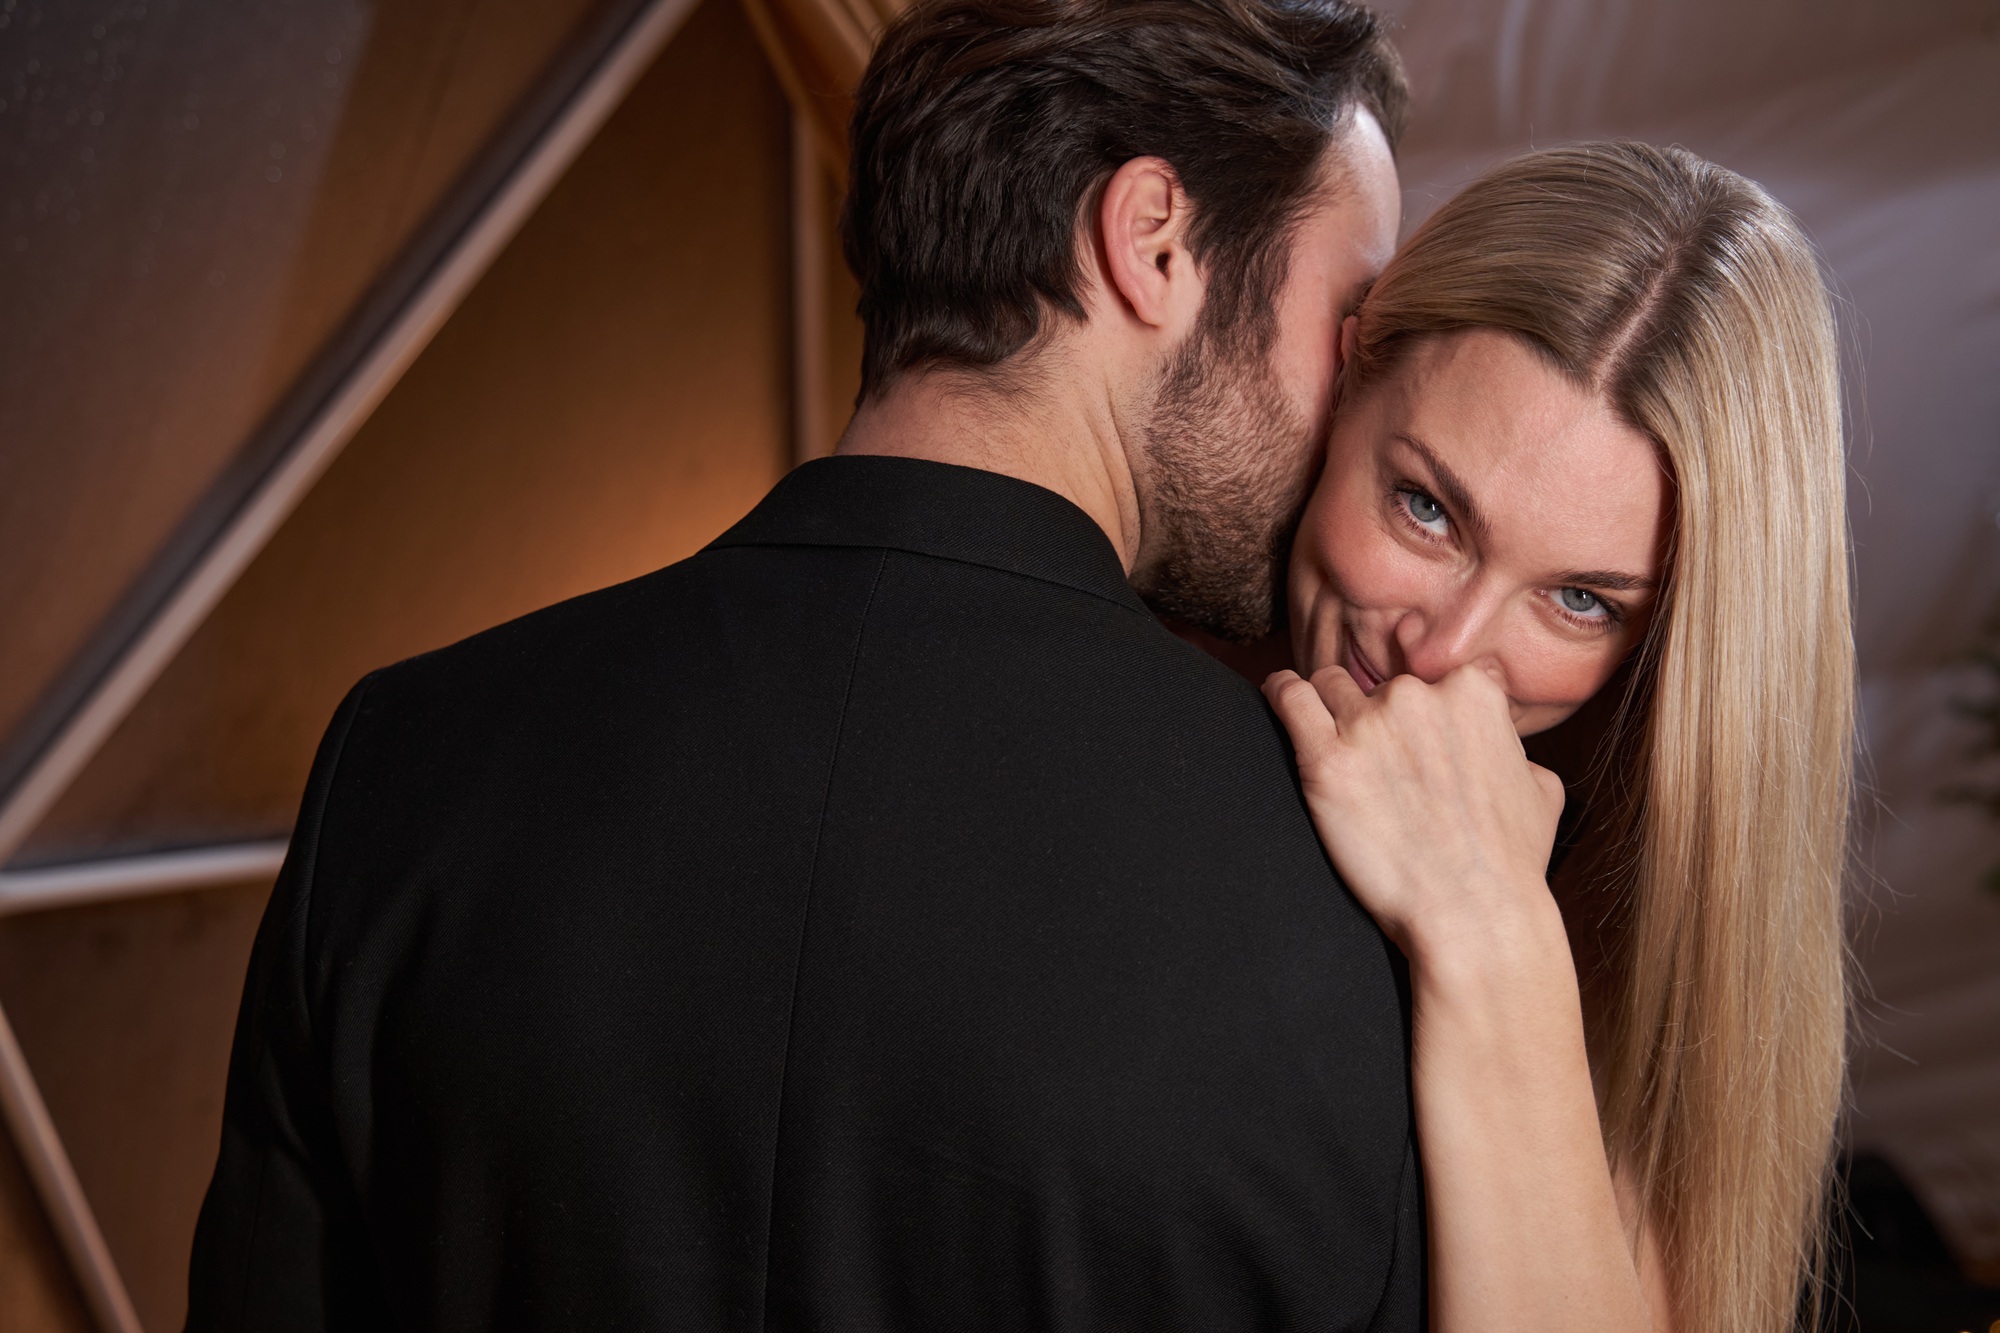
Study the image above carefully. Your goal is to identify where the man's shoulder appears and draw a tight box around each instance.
[356,540,885,718]
[856,542,1294,759]
[358,534,1253,711]
[330,535,1298,837]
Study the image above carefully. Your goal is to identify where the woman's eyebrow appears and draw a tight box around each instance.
[1390,431,1659,593]
[1554,569,1658,593]
[1393,431,1490,539]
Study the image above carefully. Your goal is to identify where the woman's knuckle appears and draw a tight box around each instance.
[1276,678,1322,712]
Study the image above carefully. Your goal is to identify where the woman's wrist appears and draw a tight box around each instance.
[1403,880,1599,1152]
[1400,877,1578,1011]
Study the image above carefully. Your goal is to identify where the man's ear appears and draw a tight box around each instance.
[1097,156,1204,335]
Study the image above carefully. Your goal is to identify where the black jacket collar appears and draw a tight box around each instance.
[711,455,1148,616]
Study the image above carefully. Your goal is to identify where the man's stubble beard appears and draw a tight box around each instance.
[1130,323,1325,644]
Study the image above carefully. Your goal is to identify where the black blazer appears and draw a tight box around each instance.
[188,455,1423,1332]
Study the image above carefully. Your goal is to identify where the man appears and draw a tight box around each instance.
[187,0,1415,1327]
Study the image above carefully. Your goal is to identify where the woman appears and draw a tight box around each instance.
[1264,142,1853,1332]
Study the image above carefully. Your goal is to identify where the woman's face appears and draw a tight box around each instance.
[1289,328,1671,737]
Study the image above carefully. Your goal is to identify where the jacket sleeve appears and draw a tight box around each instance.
[185,677,393,1332]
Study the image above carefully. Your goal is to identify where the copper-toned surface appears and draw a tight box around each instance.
[0,883,269,1333]
[0,1125,92,1333]
[0,0,703,874]
[739,0,903,170]
[0,0,604,772]
[23,0,791,863]
[813,150,866,450]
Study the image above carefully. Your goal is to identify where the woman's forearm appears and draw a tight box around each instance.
[1259,666,1672,1328]
[1407,894,1656,1333]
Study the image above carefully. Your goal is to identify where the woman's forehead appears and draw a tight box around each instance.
[1375,330,1669,576]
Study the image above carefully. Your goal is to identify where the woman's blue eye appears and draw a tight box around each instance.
[1402,489,1448,533]
[1558,587,1605,617]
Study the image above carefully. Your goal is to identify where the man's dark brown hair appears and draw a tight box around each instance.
[842,0,1407,398]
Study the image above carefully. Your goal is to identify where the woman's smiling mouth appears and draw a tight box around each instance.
[1342,626,1389,693]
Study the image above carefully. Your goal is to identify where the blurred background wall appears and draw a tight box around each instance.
[0,0,1993,1329]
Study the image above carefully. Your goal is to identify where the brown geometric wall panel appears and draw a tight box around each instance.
[0,883,271,1332]
[0,0,609,758]
[0,1125,92,1333]
[23,0,791,867]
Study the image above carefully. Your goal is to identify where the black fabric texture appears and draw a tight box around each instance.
[186,454,1424,1332]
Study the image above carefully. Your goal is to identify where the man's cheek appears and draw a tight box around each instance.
[1272,312,1339,420]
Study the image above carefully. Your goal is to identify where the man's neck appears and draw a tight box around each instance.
[834,363,1146,572]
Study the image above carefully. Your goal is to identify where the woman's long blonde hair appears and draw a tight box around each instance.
[1348,142,1853,1332]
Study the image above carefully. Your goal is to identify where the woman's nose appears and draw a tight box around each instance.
[1392,592,1505,684]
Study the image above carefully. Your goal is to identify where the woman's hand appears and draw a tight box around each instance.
[1264,662,1664,1332]
[1261,662,1567,962]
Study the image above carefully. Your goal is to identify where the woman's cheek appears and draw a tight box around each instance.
[1323,508,1425,610]
[1288,478,1354,665]
[1288,546,1344,674]
[1503,631,1626,730]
